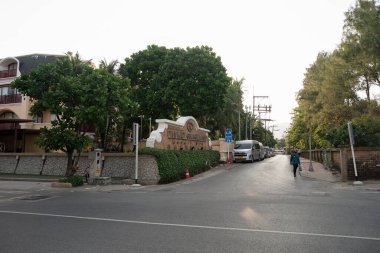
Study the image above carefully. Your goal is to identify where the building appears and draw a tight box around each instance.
[0,54,62,152]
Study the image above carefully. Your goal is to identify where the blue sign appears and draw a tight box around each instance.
[225,129,232,142]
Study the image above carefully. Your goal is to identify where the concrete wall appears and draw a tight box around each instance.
[211,139,234,162]
[0,152,160,185]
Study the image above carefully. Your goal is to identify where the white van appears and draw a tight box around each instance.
[233,140,264,162]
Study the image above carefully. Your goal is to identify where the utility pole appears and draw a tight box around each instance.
[249,113,252,140]
[253,96,269,118]
[254,99,271,145]
[238,110,241,140]
[260,118,273,146]
[269,125,279,133]
[245,106,248,140]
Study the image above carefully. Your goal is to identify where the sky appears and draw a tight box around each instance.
[1,0,359,138]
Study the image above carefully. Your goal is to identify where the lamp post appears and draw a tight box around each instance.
[238,110,241,140]
[308,132,314,171]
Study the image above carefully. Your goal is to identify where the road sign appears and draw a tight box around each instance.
[225,129,232,142]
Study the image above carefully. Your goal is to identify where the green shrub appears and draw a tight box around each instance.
[59,175,84,187]
[140,148,220,184]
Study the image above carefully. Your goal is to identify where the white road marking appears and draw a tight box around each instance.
[0,210,379,241]
[175,192,194,194]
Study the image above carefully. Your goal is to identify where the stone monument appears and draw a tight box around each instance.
[146,116,211,150]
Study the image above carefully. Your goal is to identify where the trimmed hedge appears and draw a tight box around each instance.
[140,148,220,184]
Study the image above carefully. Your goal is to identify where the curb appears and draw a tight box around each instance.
[51,182,72,188]
[0,177,59,183]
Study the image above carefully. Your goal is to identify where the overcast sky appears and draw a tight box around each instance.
[1,0,358,138]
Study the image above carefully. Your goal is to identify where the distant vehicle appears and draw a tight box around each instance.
[274,149,285,155]
[263,146,272,158]
[233,140,264,162]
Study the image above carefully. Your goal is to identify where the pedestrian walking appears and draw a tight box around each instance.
[290,150,300,177]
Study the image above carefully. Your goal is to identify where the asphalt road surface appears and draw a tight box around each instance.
[0,155,379,253]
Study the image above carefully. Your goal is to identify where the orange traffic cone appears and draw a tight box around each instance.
[185,168,191,179]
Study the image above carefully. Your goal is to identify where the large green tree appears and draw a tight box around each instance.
[287,0,380,149]
[119,45,175,127]
[13,52,132,176]
[341,0,380,102]
[163,46,231,126]
[119,45,231,137]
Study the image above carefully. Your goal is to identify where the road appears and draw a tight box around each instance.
[0,155,379,253]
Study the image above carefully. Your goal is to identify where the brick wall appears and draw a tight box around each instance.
[300,147,380,181]
[346,148,380,180]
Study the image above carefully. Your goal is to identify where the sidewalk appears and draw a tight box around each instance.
[298,157,341,182]
[298,157,380,190]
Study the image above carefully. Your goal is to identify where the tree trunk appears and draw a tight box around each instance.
[65,149,74,177]
[104,115,109,151]
[120,123,127,152]
[364,76,371,104]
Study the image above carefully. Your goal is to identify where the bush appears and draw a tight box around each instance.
[140,148,220,184]
[326,116,380,147]
[59,175,84,187]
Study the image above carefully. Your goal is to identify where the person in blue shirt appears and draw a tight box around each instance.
[290,150,300,177]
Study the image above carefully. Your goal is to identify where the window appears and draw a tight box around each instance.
[0,87,19,96]
[50,113,58,122]
[1,87,9,96]
[0,112,17,119]
[8,63,17,70]
[33,114,43,123]
[234,143,252,149]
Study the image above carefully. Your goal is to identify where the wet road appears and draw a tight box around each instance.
[0,155,379,253]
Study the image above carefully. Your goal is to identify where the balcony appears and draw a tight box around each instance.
[0,69,17,78]
[0,94,22,104]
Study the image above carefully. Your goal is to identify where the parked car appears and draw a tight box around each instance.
[233,140,264,162]
[264,146,272,158]
[274,149,285,155]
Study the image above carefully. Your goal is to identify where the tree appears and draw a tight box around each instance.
[119,45,231,137]
[12,52,132,176]
[341,0,380,102]
[80,68,131,151]
[99,59,119,74]
[208,78,244,139]
[163,46,231,127]
[119,45,175,129]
